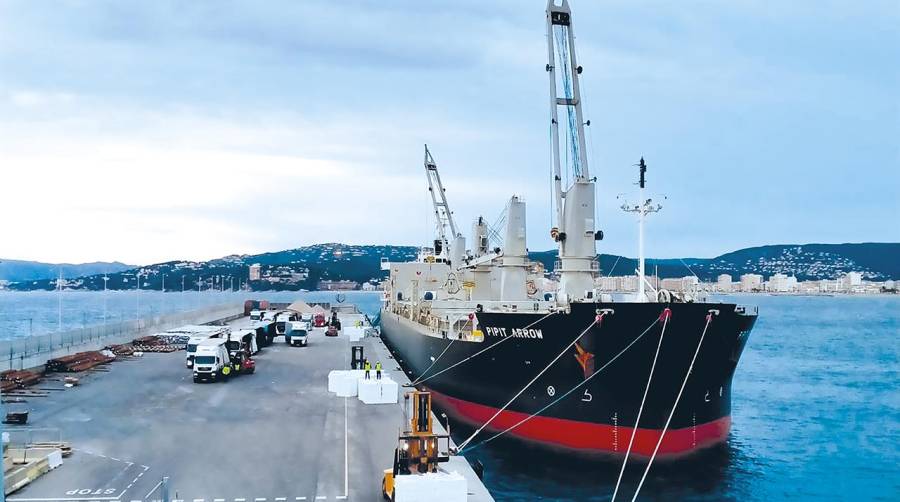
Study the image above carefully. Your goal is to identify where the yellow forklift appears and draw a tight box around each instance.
[382,391,451,501]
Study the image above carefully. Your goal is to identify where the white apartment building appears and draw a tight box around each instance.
[740,274,763,292]
[248,263,261,281]
[717,274,733,292]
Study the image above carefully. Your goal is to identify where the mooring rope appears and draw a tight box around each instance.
[460,314,662,453]
[410,310,558,387]
[611,308,671,502]
[629,311,716,502]
[409,337,457,386]
[456,313,605,451]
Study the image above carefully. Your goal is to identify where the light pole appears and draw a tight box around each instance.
[182,275,185,294]
[57,269,63,332]
[136,271,142,320]
[103,274,109,325]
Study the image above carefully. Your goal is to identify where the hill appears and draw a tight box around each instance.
[0,259,134,283]
[4,242,896,291]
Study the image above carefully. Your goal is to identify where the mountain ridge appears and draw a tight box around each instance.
[3,242,896,291]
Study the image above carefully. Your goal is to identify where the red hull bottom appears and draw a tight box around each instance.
[431,391,731,458]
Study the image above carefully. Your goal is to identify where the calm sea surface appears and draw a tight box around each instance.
[0,292,897,500]
[0,290,383,339]
[457,295,900,501]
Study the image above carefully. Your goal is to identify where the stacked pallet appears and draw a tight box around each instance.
[45,351,115,373]
[1,370,42,392]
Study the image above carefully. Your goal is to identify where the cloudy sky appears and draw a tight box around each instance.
[1,0,897,265]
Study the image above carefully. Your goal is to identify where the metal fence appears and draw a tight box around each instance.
[0,303,242,367]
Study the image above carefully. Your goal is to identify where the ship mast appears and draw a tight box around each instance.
[424,145,465,268]
[546,0,598,302]
[620,157,662,302]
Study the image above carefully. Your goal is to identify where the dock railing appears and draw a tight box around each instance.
[0,303,243,371]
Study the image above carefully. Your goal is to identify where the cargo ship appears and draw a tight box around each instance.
[380,0,757,459]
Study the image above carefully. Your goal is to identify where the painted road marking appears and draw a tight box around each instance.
[315,497,326,500]
[296,498,306,501]
[144,480,163,499]
[254,498,266,501]
[275,498,286,501]
[343,396,349,499]
[194,499,205,502]
[234,499,246,501]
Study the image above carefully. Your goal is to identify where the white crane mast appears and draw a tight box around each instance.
[424,145,465,268]
[546,0,598,302]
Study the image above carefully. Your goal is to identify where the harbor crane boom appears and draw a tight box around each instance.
[424,145,461,261]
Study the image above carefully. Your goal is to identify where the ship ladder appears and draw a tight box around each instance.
[611,307,672,502]
[409,310,559,387]
[459,311,664,453]
[620,309,718,502]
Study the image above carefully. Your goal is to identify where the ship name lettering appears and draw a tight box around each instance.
[483,326,543,340]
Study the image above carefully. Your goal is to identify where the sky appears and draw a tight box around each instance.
[0,0,897,265]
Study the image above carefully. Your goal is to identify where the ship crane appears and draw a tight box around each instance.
[546,0,601,302]
[424,145,465,268]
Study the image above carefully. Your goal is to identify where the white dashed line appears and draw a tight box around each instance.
[235,499,246,501]
[315,497,326,501]
[336,497,347,500]
[255,498,267,501]
[214,499,225,501]
[194,499,204,502]
[110,456,121,462]
[275,498,286,501]
[296,498,306,501]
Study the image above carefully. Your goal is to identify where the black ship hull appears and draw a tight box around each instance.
[380,301,756,458]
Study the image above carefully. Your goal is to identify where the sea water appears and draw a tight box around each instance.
[0,292,896,500]
[454,295,900,501]
[0,290,383,339]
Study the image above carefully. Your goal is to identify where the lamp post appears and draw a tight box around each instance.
[103,274,109,325]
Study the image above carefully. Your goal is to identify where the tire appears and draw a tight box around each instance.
[193,377,199,383]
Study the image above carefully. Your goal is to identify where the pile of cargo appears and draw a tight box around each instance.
[45,351,115,373]
[105,344,136,356]
[131,335,178,352]
[0,369,42,392]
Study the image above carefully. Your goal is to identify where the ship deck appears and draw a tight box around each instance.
[4,313,492,502]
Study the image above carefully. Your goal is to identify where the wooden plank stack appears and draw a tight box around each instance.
[45,351,115,373]
[1,369,42,392]
[105,344,136,356]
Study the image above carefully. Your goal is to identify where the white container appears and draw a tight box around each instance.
[357,377,399,404]
[394,470,467,502]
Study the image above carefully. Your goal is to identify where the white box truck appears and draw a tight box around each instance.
[192,339,233,383]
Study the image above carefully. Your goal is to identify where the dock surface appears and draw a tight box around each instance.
[4,313,492,502]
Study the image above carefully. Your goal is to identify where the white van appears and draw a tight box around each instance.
[249,310,262,322]
[192,339,233,383]
[287,321,309,347]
